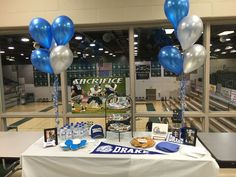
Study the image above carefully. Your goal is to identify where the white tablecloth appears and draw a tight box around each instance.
[21,132,219,177]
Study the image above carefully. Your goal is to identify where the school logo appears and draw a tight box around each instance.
[96,145,113,153]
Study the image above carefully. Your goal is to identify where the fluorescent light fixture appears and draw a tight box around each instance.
[25,57,29,60]
[8,46,15,50]
[77,51,81,54]
[230,50,236,53]
[214,49,221,52]
[165,29,174,34]
[92,55,95,58]
[90,43,95,47]
[75,36,83,40]
[226,38,231,41]
[113,54,116,57]
[134,34,138,38]
[98,48,103,51]
[218,30,234,36]
[20,53,24,56]
[105,51,109,54]
[134,42,138,45]
[225,46,233,50]
[21,37,30,42]
[221,51,227,55]
[109,53,113,56]
[0,50,5,54]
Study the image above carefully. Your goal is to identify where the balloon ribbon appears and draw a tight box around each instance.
[53,75,59,132]
[180,74,186,127]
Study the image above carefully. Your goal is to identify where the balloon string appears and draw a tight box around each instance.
[53,75,59,133]
[180,74,186,127]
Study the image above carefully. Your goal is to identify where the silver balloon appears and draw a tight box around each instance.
[50,45,73,74]
[177,15,203,50]
[184,44,206,74]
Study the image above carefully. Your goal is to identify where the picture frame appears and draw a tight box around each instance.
[44,128,58,145]
[182,127,197,146]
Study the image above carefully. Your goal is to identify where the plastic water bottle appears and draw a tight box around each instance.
[73,125,79,138]
[84,123,88,137]
[78,124,82,139]
[66,126,73,140]
[61,126,67,140]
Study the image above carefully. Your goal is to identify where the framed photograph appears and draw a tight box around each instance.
[183,127,197,146]
[44,128,58,145]
[152,123,168,140]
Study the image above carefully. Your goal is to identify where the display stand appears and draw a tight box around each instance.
[105,94,133,141]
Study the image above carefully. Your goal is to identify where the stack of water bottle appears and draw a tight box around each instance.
[59,122,89,140]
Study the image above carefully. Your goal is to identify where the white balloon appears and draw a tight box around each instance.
[177,15,203,51]
[184,44,206,74]
[50,45,73,74]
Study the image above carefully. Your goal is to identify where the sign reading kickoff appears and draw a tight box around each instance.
[77,78,123,85]
[91,142,162,155]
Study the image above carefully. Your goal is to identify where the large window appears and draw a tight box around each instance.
[134,27,203,113]
[210,24,236,112]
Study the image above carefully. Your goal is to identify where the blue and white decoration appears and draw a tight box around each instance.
[29,15,75,131]
[158,0,207,124]
[91,142,163,155]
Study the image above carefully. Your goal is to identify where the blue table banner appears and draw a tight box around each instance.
[91,142,163,155]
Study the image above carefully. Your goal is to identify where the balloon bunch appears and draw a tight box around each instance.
[159,0,206,75]
[159,0,207,125]
[29,16,75,131]
[29,16,74,74]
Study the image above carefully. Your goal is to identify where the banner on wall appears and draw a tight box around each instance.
[71,77,126,114]
[91,142,162,155]
[231,90,236,104]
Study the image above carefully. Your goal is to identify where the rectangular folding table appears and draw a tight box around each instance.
[198,133,236,168]
[22,132,219,177]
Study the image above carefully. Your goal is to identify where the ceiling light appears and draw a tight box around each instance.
[20,53,24,56]
[226,38,231,42]
[230,50,236,53]
[134,34,138,38]
[0,50,5,54]
[21,37,30,42]
[113,54,116,57]
[225,46,233,50]
[85,54,89,56]
[105,51,109,54]
[214,49,221,52]
[210,44,212,47]
[165,29,174,34]
[218,31,234,36]
[134,50,138,53]
[77,51,81,54]
[98,48,104,51]
[90,43,96,47]
[9,58,15,61]
[92,55,95,58]
[109,53,113,56]
[75,36,83,40]
[8,46,15,50]
[134,47,138,50]
[134,42,138,45]
[221,51,227,55]
[25,57,29,60]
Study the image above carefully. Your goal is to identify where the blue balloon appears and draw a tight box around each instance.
[29,17,52,49]
[52,16,74,45]
[31,49,54,74]
[164,0,189,30]
[158,46,183,75]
